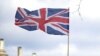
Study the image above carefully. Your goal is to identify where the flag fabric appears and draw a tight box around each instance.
[15,7,69,35]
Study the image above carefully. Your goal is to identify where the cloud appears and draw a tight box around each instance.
[5,43,79,56]
[5,43,100,56]
[0,21,68,50]
[6,46,17,56]
[1,0,100,56]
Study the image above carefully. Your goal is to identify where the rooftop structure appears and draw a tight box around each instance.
[0,38,8,56]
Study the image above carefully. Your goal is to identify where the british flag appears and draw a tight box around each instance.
[15,7,69,35]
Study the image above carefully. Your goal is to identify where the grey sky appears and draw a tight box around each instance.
[0,0,100,56]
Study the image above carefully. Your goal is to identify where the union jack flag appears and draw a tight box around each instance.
[15,7,69,35]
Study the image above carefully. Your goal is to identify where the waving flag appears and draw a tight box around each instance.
[15,7,69,35]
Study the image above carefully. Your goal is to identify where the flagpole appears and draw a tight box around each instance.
[67,34,69,56]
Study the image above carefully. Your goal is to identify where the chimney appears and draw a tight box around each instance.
[0,38,4,50]
[32,53,37,56]
[18,47,22,56]
[0,38,8,56]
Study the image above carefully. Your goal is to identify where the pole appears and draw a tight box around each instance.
[67,35,69,56]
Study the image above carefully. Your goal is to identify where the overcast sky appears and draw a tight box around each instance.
[0,0,100,56]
